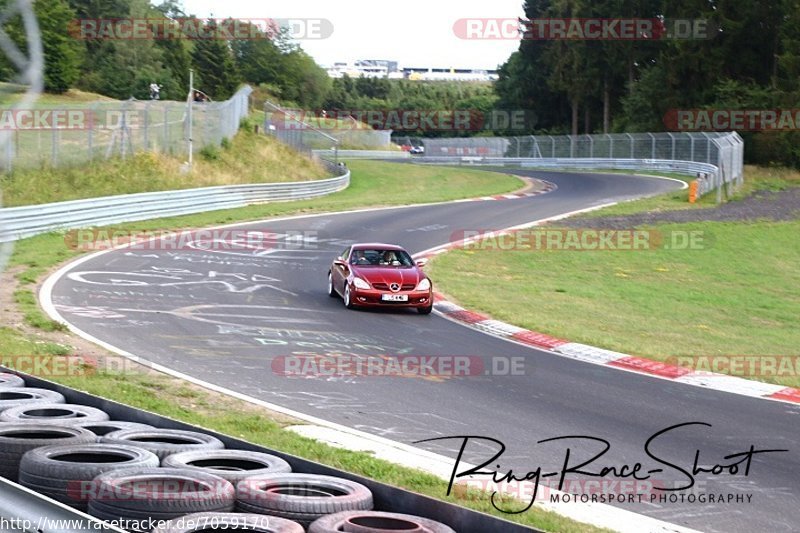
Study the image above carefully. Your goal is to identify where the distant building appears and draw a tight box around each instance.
[325,60,498,81]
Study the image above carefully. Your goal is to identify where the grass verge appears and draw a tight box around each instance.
[0,125,329,206]
[0,162,610,531]
[427,167,800,388]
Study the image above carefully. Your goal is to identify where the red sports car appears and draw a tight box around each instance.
[328,243,433,314]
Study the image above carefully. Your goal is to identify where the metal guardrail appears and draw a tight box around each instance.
[0,477,127,533]
[313,149,410,159]
[0,168,350,243]
[326,149,727,199]
[421,155,718,180]
[419,132,744,202]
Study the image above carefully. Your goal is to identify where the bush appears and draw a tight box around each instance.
[199,145,220,161]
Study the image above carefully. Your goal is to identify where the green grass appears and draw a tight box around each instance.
[0,161,607,532]
[577,165,800,218]
[428,167,800,388]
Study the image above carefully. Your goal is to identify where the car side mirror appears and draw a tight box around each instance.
[415,258,428,268]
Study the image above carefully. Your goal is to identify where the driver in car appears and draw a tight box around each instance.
[381,251,400,265]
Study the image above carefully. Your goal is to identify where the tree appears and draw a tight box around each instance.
[191,19,240,99]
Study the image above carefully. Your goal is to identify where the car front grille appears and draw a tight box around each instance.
[372,282,416,291]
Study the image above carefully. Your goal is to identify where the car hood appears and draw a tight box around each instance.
[352,266,423,286]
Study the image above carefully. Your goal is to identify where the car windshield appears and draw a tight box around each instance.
[350,249,414,267]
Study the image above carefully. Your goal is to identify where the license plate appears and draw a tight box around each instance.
[381,294,408,302]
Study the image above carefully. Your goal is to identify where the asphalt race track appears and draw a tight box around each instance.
[48,169,800,532]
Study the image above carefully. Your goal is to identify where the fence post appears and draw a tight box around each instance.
[143,102,149,150]
[163,106,169,154]
[87,118,93,160]
[5,134,12,173]
[52,127,58,166]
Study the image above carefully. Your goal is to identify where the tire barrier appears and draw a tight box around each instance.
[18,443,160,511]
[0,373,25,388]
[0,424,96,481]
[0,369,530,532]
[0,388,65,413]
[0,403,109,424]
[100,428,225,460]
[236,473,373,527]
[87,468,235,532]
[309,510,456,533]
[74,420,155,438]
[152,512,304,533]
[162,449,292,486]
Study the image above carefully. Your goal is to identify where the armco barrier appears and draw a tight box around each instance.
[1,368,538,533]
[418,156,719,187]
[0,169,350,243]
[313,149,410,159]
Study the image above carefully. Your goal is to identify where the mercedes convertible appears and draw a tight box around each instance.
[327,243,433,314]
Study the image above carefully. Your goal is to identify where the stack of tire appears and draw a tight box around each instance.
[0,373,456,532]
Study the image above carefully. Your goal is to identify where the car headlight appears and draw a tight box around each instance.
[352,277,371,290]
[415,278,431,291]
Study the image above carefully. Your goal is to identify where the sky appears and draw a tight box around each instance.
[180,0,524,70]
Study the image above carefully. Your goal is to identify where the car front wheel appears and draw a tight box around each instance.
[327,272,336,297]
[343,284,356,309]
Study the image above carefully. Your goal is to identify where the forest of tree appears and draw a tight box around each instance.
[0,0,331,106]
[494,0,800,166]
[0,0,797,165]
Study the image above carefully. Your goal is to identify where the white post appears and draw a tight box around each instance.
[188,69,194,169]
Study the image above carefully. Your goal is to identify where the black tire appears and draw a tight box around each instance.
[99,429,225,460]
[0,388,65,413]
[343,284,356,309]
[88,467,235,514]
[327,272,337,297]
[0,373,25,388]
[0,424,95,481]
[73,420,154,438]
[235,503,322,527]
[309,510,456,533]
[0,403,109,425]
[18,443,160,511]
[236,473,372,523]
[162,449,291,486]
[152,512,304,533]
[417,303,434,315]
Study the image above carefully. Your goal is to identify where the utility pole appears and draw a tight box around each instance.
[188,68,194,169]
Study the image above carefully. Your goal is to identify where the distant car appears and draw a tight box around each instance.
[409,145,425,155]
[328,243,433,314]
